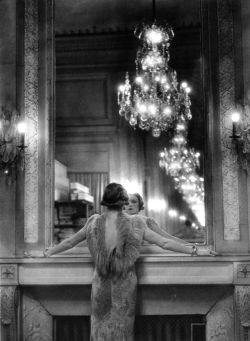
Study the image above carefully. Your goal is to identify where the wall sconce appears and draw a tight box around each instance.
[230,110,250,173]
[0,106,27,178]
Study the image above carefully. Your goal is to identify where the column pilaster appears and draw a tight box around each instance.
[0,264,18,341]
[236,285,250,341]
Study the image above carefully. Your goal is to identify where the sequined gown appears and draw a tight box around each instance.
[85,212,146,341]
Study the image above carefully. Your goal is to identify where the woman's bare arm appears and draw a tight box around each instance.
[143,227,217,256]
[146,217,191,245]
[144,227,193,254]
[46,225,87,256]
[157,229,192,245]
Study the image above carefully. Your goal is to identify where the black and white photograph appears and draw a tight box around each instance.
[0,0,250,340]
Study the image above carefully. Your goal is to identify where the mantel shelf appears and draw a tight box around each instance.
[1,254,250,263]
[1,255,250,287]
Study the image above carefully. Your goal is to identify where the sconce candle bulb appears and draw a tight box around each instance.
[231,112,240,123]
[230,112,241,139]
[16,121,27,152]
[17,121,26,134]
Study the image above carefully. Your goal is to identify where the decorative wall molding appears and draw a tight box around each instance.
[0,286,17,341]
[56,125,117,142]
[24,0,39,243]
[237,264,250,280]
[217,0,240,240]
[0,264,18,286]
[235,286,250,341]
[233,262,250,286]
[23,293,52,341]
[44,0,55,247]
[55,27,201,69]
[56,73,112,126]
[55,23,201,38]
[55,144,110,173]
[207,294,234,341]
[235,286,250,328]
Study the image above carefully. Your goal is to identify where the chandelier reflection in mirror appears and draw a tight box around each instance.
[230,110,250,173]
[118,22,192,138]
[159,128,205,226]
[0,106,27,179]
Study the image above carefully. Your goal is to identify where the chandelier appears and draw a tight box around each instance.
[118,21,192,137]
[159,130,205,226]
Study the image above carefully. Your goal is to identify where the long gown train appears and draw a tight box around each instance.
[85,212,146,341]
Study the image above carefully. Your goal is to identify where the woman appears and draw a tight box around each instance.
[124,192,190,244]
[45,183,215,341]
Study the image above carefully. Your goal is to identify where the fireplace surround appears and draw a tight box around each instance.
[1,256,249,340]
[54,315,206,341]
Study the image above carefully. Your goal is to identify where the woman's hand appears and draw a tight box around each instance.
[43,247,52,257]
[23,250,46,258]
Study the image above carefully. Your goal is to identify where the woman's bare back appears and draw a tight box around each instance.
[104,211,118,252]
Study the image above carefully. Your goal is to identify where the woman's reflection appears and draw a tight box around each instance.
[124,193,190,245]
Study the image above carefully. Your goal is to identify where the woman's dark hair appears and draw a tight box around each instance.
[101,183,129,208]
[132,193,144,211]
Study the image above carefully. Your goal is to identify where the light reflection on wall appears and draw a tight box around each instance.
[148,198,168,213]
[121,179,143,196]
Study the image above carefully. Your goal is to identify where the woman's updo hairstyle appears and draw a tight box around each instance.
[101,183,129,208]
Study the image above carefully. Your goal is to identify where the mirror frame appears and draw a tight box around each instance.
[17,0,250,255]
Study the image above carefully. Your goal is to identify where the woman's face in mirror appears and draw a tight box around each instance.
[124,194,140,215]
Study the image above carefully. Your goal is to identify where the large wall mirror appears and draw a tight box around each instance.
[53,0,207,247]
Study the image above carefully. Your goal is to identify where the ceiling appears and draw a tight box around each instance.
[55,0,201,35]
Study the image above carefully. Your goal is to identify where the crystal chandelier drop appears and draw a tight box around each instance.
[159,130,205,226]
[118,22,192,138]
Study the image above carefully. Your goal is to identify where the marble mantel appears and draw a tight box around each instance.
[1,255,250,286]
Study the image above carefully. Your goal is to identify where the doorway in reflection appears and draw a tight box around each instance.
[54,0,206,244]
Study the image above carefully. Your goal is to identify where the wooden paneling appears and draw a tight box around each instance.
[56,73,111,126]
[55,0,201,35]
[55,143,110,173]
